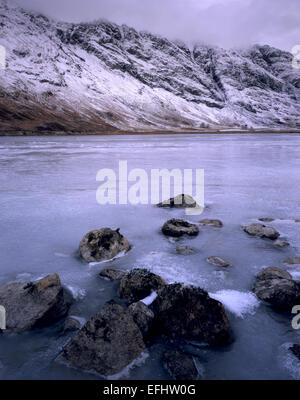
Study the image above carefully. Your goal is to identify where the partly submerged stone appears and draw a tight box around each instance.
[253,267,300,310]
[162,219,199,238]
[283,257,300,265]
[162,350,199,380]
[151,283,232,346]
[289,344,300,361]
[79,228,130,263]
[199,219,223,228]
[59,300,145,377]
[242,223,279,240]
[176,245,197,255]
[119,269,165,303]
[99,269,127,281]
[206,256,230,267]
[274,240,290,248]
[0,274,70,332]
[259,218,275,223]
[157,194,198,209]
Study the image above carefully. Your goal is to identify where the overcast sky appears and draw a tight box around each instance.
[12,0,300,51]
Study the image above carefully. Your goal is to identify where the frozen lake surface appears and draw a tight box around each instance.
[0,133,300,380]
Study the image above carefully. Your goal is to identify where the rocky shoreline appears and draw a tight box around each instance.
[1,195,300,379]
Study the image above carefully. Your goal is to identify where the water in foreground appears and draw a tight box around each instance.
[0,133,300,380]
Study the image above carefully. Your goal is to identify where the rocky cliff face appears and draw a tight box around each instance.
[0,0,299,132]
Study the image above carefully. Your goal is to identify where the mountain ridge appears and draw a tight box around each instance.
[0,0,300,133]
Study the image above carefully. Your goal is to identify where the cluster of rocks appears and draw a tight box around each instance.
[60,268,233,378]
[2,194,300,379]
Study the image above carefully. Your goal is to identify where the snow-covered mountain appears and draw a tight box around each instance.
[0,0,300,133]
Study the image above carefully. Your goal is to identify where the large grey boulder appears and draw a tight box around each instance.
[253,266,300,310]
[59,301,146,377]
[162,219,199,238]
[79,228,130,263]
[0,274,70,332]
[151,284,232,346]
[157,194,198,209]
[242,223,280,240]
[120,269,165,303]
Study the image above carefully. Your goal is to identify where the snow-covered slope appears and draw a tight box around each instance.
[0,0,300,132]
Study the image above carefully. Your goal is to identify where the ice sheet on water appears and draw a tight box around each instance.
[209,290,260,318]
[134,251,207,287]
[66,285,86,300]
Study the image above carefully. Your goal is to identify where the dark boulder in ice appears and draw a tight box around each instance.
[0,274,70,332]
[242,223,279,240]
[162,219,199,238]
[253,266,300,310]
[157,194,198,209]
[59,300,145,377]
[150,283,233,346]
[79,228,130,263]
[120,268,165,303]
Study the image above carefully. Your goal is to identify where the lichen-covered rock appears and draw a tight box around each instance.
[162,219,199,238]
[253,267,300,310]
[151,284,232,346]
[206,256,230,267]
[157,194,198,209]
[162,350,199,380]
[128,301,154,337]
[120,269,165,303]
[0,274,70,332]
[99,269,127,281]
[79,228,130,263]
[199,219,223,227]
[242,223,279,240]
[59,301,145,377]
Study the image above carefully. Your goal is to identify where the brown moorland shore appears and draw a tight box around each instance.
[1,128,300,136]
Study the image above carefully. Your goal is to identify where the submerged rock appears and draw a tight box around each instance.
[242,223,280,240]
[253,267,300,310]
[274,240,290,248]
[63,317,81,333]
[59,300,145,377]
[206,256,230,267]
[0,274,70,332]
[283,257,300,265]
[289,344,300,361]
[162,219,199,238]
[162,350,199,380]
[199,219,223,228]
[176,245,197,255]
[259,218,275,222]
[128,301,154,337]
[157,194,198,209]
[99,268,127,281]
[120,269,165,303]
[79,228,130,263]
[151,284,232,346]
